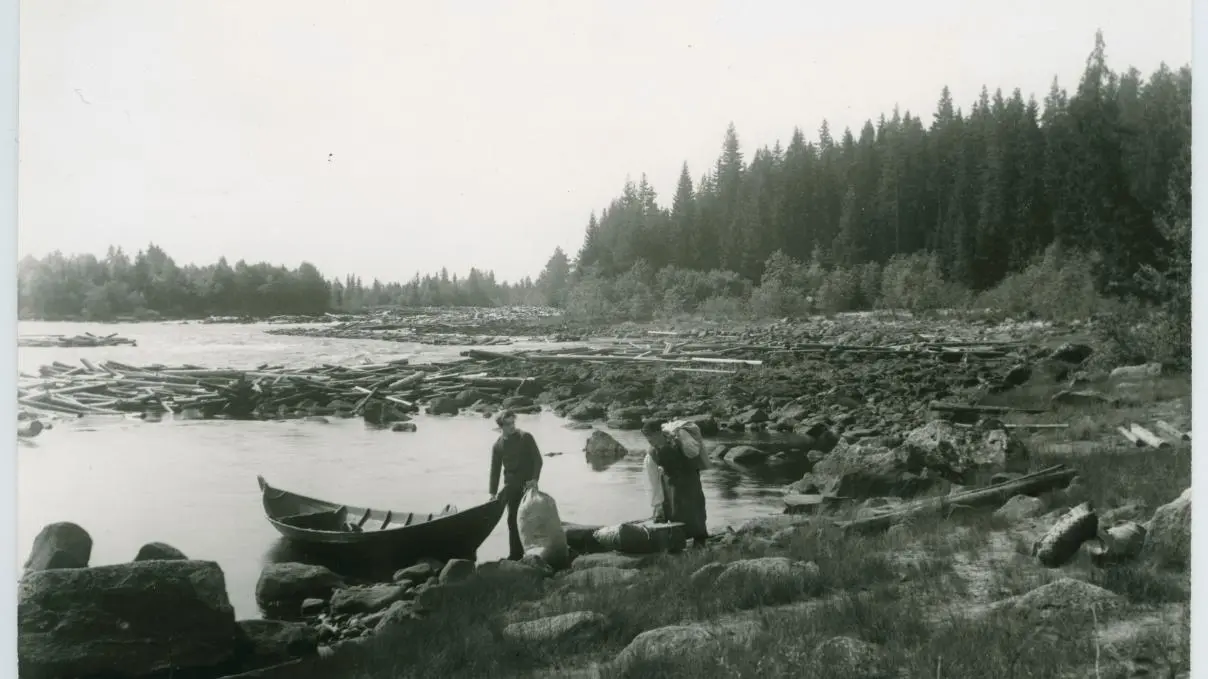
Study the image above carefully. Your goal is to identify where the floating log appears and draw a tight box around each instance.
[838,464,1078,534]
[17,359,442,423]
[19,333,137,348]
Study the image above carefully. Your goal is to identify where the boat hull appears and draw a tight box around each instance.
[257,476,506,565]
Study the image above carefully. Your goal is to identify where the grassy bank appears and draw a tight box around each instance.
[286,367,1191,678]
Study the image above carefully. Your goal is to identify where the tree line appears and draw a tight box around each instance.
[16,245,547,320]
[541,32,1190,323]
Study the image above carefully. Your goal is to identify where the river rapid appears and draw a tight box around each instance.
[17,321,789,619]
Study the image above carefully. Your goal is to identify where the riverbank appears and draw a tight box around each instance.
[222,366,1190,678]
[15,315,1190,677]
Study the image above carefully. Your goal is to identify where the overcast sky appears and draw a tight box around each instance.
[17,0,1192,284]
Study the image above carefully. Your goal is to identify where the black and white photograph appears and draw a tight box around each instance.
[5,1,1199,677]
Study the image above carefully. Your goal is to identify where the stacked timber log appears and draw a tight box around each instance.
[16,357,542,422]
[267,325,521,346]
[263,306,579,346]
[19,333,137,349]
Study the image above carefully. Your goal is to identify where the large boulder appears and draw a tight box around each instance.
[329,583,410,616]
[476,558,551,582]
[426,396,460,416]
[994,495,1046,522]
[788,439,930,498]
[134,541,189,562]
[681,414,719,436]
[559,566,640,589]
[19,559,239,678]
[392,559,443,585]
[568,401,606,422]
[611,621,763,672]
[255,563,345,614]
[584,430,629,466]
[692,557,819,593]
[902,420,1028,480]
[723,445,770,466]
[983,578,1123,628]
[439,558,475,584]
[812,636,892,679]
[24,522,92,573]
[732,408,769,426]
[792,420,1027,498]
[1145,488,1191,569]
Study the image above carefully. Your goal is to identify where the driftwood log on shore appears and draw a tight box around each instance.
[19,332,137,348]
[837,464,1078,534]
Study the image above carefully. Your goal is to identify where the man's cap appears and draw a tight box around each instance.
[495,409,517,425]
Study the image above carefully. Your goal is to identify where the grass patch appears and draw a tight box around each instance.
[1085,564,1190,605]
[606,583,1164,679]
[1037,442,1191,513]
[981,370,1190,512]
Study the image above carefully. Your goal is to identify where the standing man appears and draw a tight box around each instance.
[488,410,544,560]
[641,420,709,548]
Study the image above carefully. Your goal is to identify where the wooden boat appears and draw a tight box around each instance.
[257,475,505,563]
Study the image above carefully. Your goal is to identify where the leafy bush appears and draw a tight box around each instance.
[976,244,1107,320]
[815,267,862,315]
[1099,216,1192,366]
[879,252,967,312]
[749,280,809,318]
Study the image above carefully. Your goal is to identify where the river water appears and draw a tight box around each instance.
[17,321,790,619]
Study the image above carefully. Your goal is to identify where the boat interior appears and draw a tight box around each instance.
[276,504,460,533]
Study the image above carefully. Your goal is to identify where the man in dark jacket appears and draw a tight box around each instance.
[488,410,544,560]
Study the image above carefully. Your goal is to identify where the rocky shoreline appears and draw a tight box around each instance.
[17,314,1191,677]
[21,469,1191,678]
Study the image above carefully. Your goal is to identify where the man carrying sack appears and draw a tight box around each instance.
[641,419,709,548]
[488,410,544,560]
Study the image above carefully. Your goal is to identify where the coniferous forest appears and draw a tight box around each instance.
[18,34,1191,335]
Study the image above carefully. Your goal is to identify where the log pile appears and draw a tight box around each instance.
[19,333,137,349]
[263,306,579,346]
[267,325,521,346]
[16,357,534,422]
